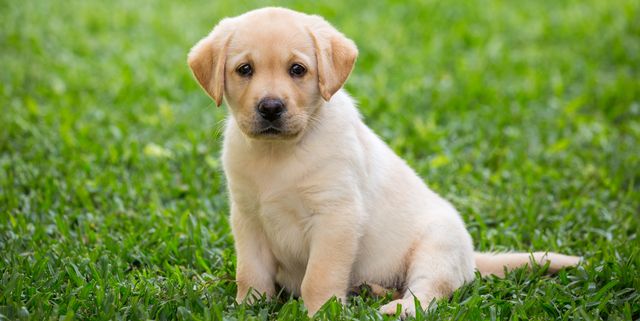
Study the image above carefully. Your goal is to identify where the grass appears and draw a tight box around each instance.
[1,0,639,320]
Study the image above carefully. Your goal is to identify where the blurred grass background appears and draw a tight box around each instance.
[1,0,639,320]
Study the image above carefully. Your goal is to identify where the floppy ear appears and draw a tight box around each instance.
[187,21,233,107]
[307,17,358,101]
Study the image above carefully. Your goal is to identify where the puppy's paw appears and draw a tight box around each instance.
[379,298,417,318]
[236,288,271,305]
[236,294,259,305]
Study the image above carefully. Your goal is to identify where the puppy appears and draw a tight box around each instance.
[187,7,580,317]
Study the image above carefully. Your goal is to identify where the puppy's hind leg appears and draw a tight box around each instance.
[379,234,475,317]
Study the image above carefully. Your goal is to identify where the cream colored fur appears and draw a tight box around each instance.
[188,7,580,317]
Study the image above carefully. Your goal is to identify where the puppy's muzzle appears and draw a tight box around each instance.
[257,98,285,122]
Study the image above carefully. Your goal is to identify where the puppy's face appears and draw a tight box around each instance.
[188,8,358,140]
[224,17,320,139]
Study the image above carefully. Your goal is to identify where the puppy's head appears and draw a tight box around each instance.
[188,8,357,140]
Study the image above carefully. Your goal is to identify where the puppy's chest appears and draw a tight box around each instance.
[233,168,314,266]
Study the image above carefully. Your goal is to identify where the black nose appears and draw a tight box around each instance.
[257,98,285,122]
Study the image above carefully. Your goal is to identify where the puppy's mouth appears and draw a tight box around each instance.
[238,116,304,140]
[259,126,283,135]
[250,125,300,140]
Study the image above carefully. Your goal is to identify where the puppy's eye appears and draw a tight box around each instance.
[289,63,306,77]
[236,64,253,77]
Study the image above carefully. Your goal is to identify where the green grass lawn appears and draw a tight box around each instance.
[1,0,639,319]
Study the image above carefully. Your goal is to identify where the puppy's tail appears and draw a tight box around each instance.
[474,251,581,277]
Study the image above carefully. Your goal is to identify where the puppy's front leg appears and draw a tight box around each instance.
[301,210,361,316]
[231,202,277,303]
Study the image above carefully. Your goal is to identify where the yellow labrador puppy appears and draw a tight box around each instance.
[188,7,580,317]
